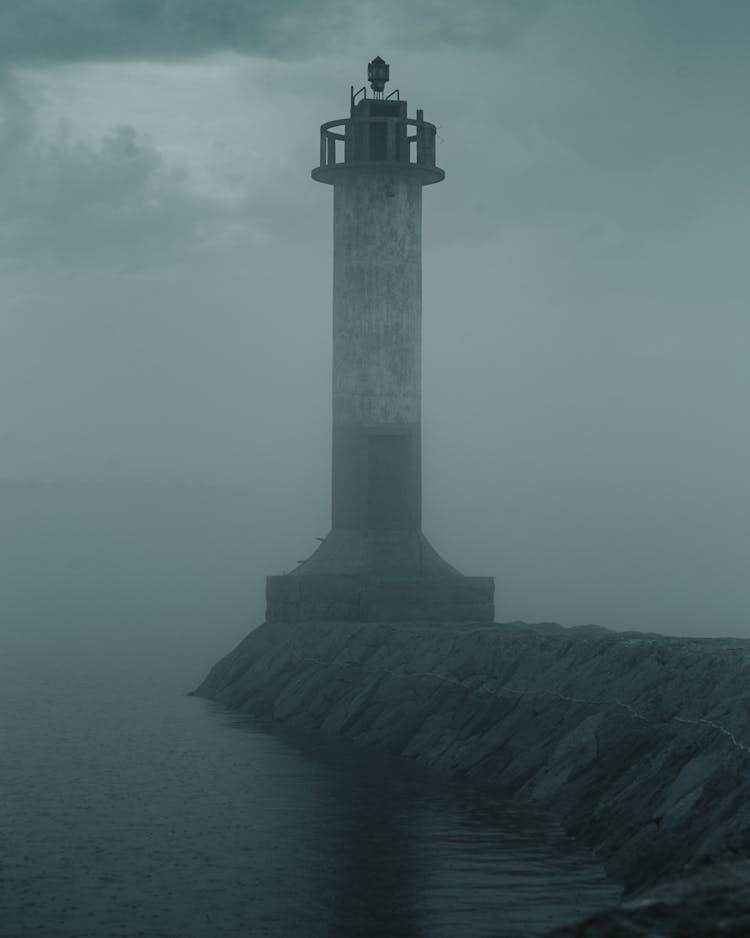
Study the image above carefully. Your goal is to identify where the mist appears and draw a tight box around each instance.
[2,0,748,646]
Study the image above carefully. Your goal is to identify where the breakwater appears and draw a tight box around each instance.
[194,619,750,933]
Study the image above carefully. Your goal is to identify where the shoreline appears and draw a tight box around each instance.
[193,619,750,933]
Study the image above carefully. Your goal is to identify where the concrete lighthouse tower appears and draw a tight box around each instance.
[266,59,494,623]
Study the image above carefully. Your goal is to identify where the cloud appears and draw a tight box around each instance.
[0,0,355,66]
[0,0,547,68]
[1,0,748,70]
[372,0,547,53]
[2,0,749,264]
[415,0,750,247]
[0,70,234,266]
[628,0,750,51]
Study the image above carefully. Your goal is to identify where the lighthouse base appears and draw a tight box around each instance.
[266,573,494,624]
[265,528,494,624]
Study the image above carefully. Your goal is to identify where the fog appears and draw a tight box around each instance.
[1,0,748,660]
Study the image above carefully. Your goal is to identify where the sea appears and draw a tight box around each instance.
[0,482,620,936]
[0,637,623,938]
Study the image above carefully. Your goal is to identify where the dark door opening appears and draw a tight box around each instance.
[367,434,408,529]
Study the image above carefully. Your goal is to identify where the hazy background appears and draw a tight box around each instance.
[1,0,748,680]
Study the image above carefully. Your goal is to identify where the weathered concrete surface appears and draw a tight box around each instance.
[332,171,422,429]
[193,619,750,928]
[266,568,495,623]
[331,171,423,533]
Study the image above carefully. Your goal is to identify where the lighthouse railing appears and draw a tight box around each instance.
[317,117,438,170]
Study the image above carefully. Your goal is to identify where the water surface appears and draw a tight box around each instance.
[0,644,620,938]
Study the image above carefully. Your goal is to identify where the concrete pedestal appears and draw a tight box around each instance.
[266,528,494,623]
[266,572,495,624]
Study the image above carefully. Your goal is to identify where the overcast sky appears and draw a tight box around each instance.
[1,0,748,636]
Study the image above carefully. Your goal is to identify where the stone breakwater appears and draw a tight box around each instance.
[193,619,750,929]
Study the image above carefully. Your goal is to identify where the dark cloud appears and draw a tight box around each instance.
[2,0,748,265]
[1,0,748,69]
[628,0,750,51]
[0,0,354,65]
[0,0,545,67]
[421,0,750,247]
[0,71,233,266]
[376,0,547,53]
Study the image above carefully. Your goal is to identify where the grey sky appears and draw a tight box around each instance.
[1,1,748,636]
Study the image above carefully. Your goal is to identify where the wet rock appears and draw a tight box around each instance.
[193,618,750,930]
[548,861,750,937]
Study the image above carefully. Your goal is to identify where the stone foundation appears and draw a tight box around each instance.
[266,573,495,623]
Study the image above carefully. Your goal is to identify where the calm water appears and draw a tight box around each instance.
[0,634,620,938]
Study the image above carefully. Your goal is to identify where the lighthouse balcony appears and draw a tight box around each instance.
[312,112,444,185]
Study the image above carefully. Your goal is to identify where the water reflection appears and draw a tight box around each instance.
[321,755,423,937]
[0,682,618,938]
[220,710,619,937]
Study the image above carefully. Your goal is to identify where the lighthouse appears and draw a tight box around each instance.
[266,59,495,623]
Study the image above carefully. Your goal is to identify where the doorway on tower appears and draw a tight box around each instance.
[367,431,410,530]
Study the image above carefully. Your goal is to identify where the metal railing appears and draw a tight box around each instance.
[317,115,438,171]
